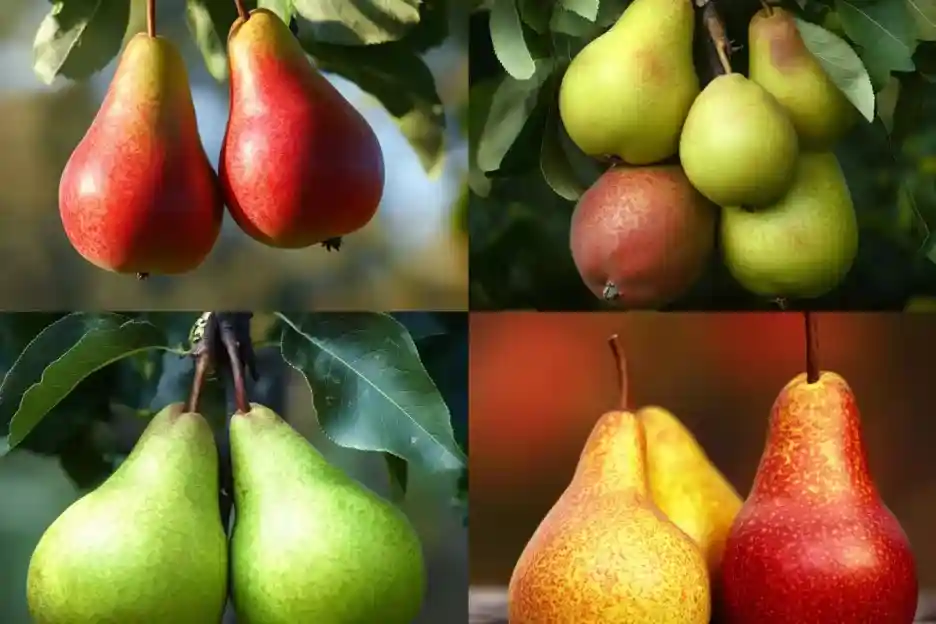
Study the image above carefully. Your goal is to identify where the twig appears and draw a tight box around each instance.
[702,2,733,75]
[233,0,248,20]
[146,0,155,38]
[607,335,630,411]
[804,312,819,383]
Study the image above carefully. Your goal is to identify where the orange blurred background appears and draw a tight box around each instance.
[469,312,936,588]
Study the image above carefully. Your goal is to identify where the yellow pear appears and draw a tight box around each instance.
[508,337,710,624]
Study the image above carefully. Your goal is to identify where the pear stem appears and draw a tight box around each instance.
[702,3,733,75]
[759,0,774,15]
[220,320,250,414]
[804,311,819,384]
[607,334,630,411]
[233,0,248,20]
[146,0,155,38]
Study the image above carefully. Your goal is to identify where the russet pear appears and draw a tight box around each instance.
[720,151,858,299]
[508,339,710,624]
[749,7,858,149]
[26,404,228,623]
[721,372,918,623]
[59,34,223,274]
[559,0,699,165]
[229,404,425,624]
[220,9,384,249]
[680,73,799,207]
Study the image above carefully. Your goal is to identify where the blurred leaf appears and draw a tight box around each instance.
[477,59,554,172]
[1,313,169,448]
[837,0,917,87]
[908,0,936,41]
[539,77,586,201]
[276,312,467,475]
[796,18,876,121]
[258,0,296,23]
[186,0,240,82]
[0,436,8,458]
[33,0,131,84]
[468,79,498,196]
[302,38,446,174]
[518,0,552,33]
[550,8,602,37]
[490,0,536,79]
[559,0,599,21]
[385,453,408,501]
[292,0,421,45]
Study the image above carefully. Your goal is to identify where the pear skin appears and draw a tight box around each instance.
[720,151,858,299]
[220,9,384,249]
[229,404,425,624]
[679,73,799,208]
[749,7,858,150]
[508,339,710,623]
[559,0,699,165]
[59,34,223,274]
[26,404,228,623]
[721,372,918,623]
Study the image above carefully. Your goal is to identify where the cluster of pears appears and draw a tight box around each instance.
[562,0,860,308]
[58,9,384,276]
[509,337,918,623]
[25,403,426,623]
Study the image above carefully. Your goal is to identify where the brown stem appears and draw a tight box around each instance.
[233,0,248,20]
[759,0,774,14]
[607,334,630,411]
[146,0,156,37]
[804,312,819,383]
[703,3,732,75]
[220,323,250,414]
[185,352,211,413]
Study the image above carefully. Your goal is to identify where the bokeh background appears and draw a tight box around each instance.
[0,0,468,309]
[0,311,468,623]
[470,312,936,590]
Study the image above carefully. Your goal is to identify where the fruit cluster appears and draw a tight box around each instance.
[25,403,426,623]
[508,337,918,624]
[58,9,385,277]
[561,2,859,308]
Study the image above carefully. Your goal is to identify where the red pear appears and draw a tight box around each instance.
[570,165,716,309]
[59,34,223,275]
[220,9,384,249]
[720,372,918,624]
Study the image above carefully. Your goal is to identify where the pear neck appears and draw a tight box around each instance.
[751,375,878,503]
[571,410,651,498]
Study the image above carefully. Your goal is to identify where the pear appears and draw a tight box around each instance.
[229,404,425,624]
[721,372,918,623]
[569,164,716,309]
[26,404,228,623]
[749,7,858,150]
[59,34,223,275]
[220,9,384,249]
[558,0,699,165]
[721,151,858,299]
[508,339,710,624]
[679,73,799,207]
[639,406,742,617]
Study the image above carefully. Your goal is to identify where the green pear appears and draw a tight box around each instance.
[680,73,799,207]
[558,0,699,165]
[749,7,858,150]
[229,404,426,624]
[26,404,228,623]
[721,151,858,299]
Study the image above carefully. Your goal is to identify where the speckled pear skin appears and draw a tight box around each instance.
[639,406,742,579]
[229,404,426,624]
[721,372,918,624]
[508,409,711,624]
[26,404,228,624]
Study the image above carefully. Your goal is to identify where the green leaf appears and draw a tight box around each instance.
[468,79,498,196]
[559,0,599,21]
[477,59,554,173]
[518,0,552,33]
[540,81,586,201]
[837,0,917,87]
[33,0,131,84]
[2,313,170,448]
[0,436,9,458]
[384,452,409,501]
[292,0,421,45]
[300,39,446,174]
[258,0,296,24]
[907,0,936,41]
[795,19,876,121]
[490,0,536,79]
[276,312,466,475]
[186,0,240,82]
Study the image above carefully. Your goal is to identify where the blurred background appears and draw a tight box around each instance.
[0,311,468,622]
[470,312,936,590]
[0,0,468,309]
